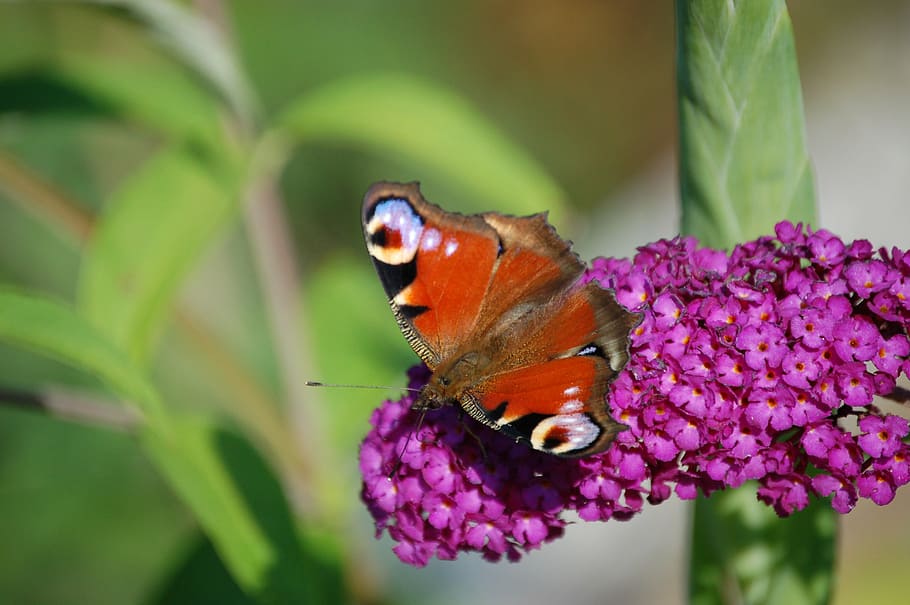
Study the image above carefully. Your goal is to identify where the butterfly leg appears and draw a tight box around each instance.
[456,408,490,464]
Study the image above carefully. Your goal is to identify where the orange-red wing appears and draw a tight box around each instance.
[473,212,583,335]
[469,356,623,456]
[363,182,500,365]
[409,226,497,358]
[516,282,639,374]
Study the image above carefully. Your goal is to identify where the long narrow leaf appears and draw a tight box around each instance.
[0,287,162,418]
[278,73,568,219]
[51,56,228,147]
[677,0,816,251]
[78,144,239,364]
[143,422,340,604]
[84,0,257,124]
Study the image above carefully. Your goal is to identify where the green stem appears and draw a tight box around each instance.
[0,386,141,431]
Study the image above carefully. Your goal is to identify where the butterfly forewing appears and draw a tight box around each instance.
[363,182,500,365]
[473,212,584,334]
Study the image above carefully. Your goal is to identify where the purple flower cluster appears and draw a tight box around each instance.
[360,222,910,566]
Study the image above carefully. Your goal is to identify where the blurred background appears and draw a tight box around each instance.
[0,1,908,604]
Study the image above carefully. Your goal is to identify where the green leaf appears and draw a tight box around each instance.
[50,55,229,148]
[305,255,414,451]
[277,72,568,219]
[0,287,162,418]
[78,144,239,364]
[677,0,816,251]
[298,255,418,515]
[0,289,339,602]
[143,424,345,604]
[0,54,231,154]
[689,484,836,605]
[83,0,257,123]
[145,535,255,605]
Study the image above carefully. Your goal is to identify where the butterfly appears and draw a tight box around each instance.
[362,182,640,457]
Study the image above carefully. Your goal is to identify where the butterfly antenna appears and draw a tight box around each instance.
[304,381,421,393]
[388,407,429,479]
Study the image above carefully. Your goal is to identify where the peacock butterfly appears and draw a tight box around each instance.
[363,182,640,457]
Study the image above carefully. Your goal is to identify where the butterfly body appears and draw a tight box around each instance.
[363,182,639,457]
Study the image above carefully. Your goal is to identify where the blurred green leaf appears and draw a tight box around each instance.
[0,56,230,152]
[78,144,239,365]
[677,0,816,251]
[0,288,340,602]
[0,407,189,605]
[83,0,257,124]
[305,255,414,455]
[143,424,345,605]
[146,534,255,605]
[689,484,836,605]
[676,2,833,604]
[0,287,162,418]
[301,255,416,516]
[278,72,568,220]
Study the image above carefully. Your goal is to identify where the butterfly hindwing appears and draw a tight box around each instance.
[465,282,639,456]
[465,356,621,456]
[471,211,584,335]
[529,281,639,373]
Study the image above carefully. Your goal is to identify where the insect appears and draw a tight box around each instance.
[363,182,640,457]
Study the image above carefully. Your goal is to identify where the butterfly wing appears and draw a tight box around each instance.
[362,182,583,367]
[471,210,586,336]
[463,357,620,456]
[464,282,640,456]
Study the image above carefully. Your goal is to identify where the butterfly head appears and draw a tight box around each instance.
[414,379,448,412]
[415,351,485,412]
